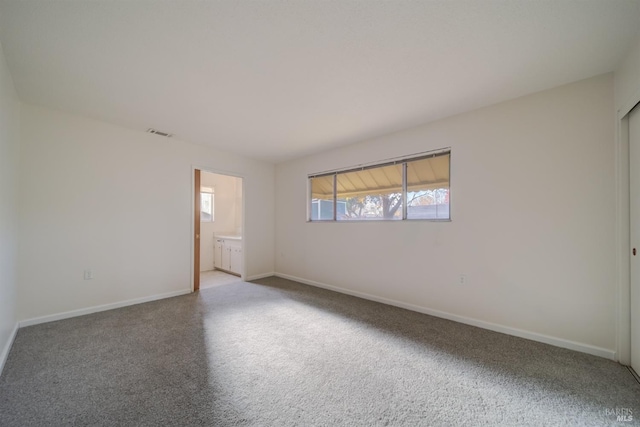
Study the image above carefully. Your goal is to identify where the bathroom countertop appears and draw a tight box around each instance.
[215,235,242,240]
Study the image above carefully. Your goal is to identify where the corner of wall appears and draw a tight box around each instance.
[0,37,21,375]
[0,323,19,375]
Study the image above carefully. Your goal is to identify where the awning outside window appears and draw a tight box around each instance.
[310,153,449,199]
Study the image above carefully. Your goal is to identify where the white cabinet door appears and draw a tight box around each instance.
[230,246,242,275]
[222,244,231,271]
[214,240,223,268]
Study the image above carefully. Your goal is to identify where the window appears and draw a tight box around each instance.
[308,150,450,221]
[201,187,214,222]
[337,164,403,220]
[406,155,450,220]
[310,175,334,220]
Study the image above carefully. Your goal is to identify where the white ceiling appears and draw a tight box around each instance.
[0,1,638,163]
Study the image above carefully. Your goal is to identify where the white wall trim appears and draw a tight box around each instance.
[0,323,19,376]
[614,41,640,365]
[246,272,275,281]
[620,87,640,120]
[19,289,191,328]
[616,108,632,365]
[275,272,616,361]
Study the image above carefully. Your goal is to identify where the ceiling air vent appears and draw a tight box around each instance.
[147,128,173,138]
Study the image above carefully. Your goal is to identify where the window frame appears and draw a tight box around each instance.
[307,149,451,222]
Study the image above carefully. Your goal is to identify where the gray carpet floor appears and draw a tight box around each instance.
[1,276,639,426]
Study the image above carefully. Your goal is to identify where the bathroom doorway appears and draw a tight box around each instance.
[194,169,244,291]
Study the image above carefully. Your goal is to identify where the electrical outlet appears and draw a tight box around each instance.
[458,274,467,285]
[84,269,93,280]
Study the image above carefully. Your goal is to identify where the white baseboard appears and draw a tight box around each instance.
[0,322,19,376]
[19,289,192,328]
[246,272,275,281]
[274,273,616,361]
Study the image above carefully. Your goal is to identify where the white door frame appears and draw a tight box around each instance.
[616,89,640,365]
[190,165,246,292]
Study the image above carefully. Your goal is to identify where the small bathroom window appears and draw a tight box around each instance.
[201,187,214,222]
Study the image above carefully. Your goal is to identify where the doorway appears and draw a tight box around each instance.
[193,168,244,291]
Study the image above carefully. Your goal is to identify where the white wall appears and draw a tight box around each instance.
[200,171,242,271]
[0,40,20,368]
[18,104,275,321]
[235,178,243,234]
[276,74,616,354]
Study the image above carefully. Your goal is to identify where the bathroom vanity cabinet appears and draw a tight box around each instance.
[214,236,242,276]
